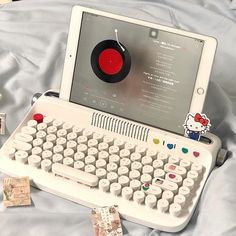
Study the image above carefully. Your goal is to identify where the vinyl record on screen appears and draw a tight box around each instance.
[91,40,131,83]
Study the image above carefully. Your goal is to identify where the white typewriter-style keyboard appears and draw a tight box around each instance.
[0,97,221,232]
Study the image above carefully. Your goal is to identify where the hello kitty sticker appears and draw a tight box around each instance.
[183,113,211,141]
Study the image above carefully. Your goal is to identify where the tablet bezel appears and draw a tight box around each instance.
[60,6,217,127]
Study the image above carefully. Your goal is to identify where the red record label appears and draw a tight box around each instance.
[98,48,123,75]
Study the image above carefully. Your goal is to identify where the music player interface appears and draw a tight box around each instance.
[70,12,204,134]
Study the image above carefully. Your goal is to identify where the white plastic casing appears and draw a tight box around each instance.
[0,96,221,232]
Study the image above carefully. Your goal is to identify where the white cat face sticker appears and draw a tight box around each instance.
[183,113,211,140]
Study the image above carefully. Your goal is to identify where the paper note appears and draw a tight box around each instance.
[3,176,31,207]
[91,205,123,236]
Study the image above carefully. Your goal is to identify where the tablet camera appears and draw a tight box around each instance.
[90,39,131,83]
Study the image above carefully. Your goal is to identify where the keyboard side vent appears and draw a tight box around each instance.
[91,113,150,142]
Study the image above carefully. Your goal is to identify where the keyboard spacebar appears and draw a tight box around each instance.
[52,163,99,187]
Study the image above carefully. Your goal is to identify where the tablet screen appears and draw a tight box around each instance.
[70,12,204,134]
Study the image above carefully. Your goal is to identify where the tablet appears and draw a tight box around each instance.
[60,6,217,135]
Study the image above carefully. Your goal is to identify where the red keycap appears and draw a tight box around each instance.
[33,113,44,123]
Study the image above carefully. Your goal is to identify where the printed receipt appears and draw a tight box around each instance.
[91,205,123,236]
[3,176,31,207]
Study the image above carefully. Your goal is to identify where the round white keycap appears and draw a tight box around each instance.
[165,172,183,185]
[107,172,118,183]
[183,178,194,190]
[135,145,146,156]
[141,156,152,165]
[32,146,43,156]
[179,160,191,170]
[64,148,74,158]
[36,131,47,140]
[84,164,96,174]
[27,120,37,128]
[98,142,109,152]
[74,152,85,161]
[5,147,16,159]
[77,144,88,154]
[174,194,186,207]
[46,134,57,144]
[88,139,98,148]
[153,169,165,178]
[41,159,52,172]
[33,138,43,147]
[47,126,57,135]
[162,190,174,202]
[77,136,88,145]
[99,179,110,192]
[42,150,53,160]
[130,153,142,162]
[103,136,114,145]
[109,145,119,155]
[142,165,154,175]
[53,120,63,129]
[157,199,169,212]
[145,194,157,208]
[109,154,120,165]
[118,166,129,176]
[63,157,74,167]
[43,116,53,125]
[67,140,77,151]
[21,126,37,137]
[82,129,93,139]
[57,129,67,138]
[187,170,199,181]
[85,155,96,165]
[56,137,67,148]
[92,132,103,142]
[95,159,107,169]
[122,187,133,200]
[178,186,190,198]
[87,147,98,157]
[120,149,130,158]
[131,161,142,172]
[153,159,164,169]
[15,150,28,163]
[129,170,141,180]
[53,145,63,154]
[37,123,47,132]
[67,132,77,141]
[157,152,169,163]
[118,175,130,187]
[130,179,141,191]
[43,141,53,151]
[169,203,182,217]
[140,174,152,184]
[72,126,83,136]
[169,156,180,164]
[52,154,63,163]
[142,184,162,198]
[63,123,73,132]
[120,158,131,168]
[107,162,118,172]
[74,161,85,170]
[96,168,107,179]
[191,163,203,174]
[114,139,125,149]
[98,151,109,162]
[110,183,122,196]
[125,142,135,152]
[146,149,157,159]
[133,190,145,204]
[28,155,41,168]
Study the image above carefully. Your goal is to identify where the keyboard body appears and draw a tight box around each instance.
[0,95,221,232]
